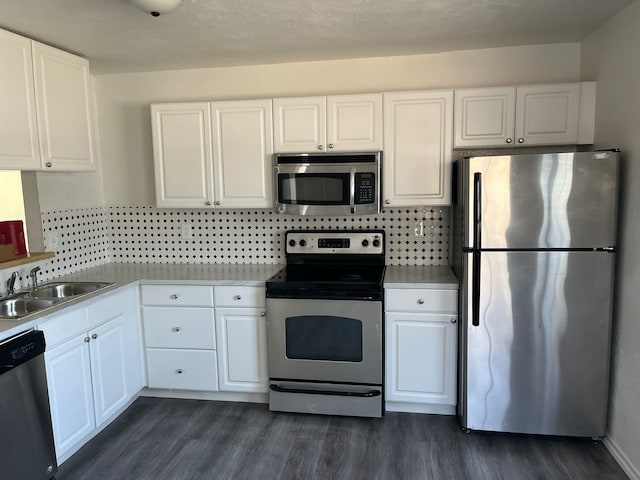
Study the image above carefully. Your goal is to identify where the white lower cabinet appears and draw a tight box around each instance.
[215,307,268,393]
[142,284,218,391]
[385,288,458,414]
[40,285,142,462]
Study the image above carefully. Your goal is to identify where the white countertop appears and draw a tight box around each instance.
[383,265,459,289]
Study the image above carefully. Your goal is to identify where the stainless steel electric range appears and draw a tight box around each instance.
[266,230,385,418]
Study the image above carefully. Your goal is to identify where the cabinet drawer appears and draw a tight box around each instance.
[38,307,88,348]
[143,307,215,349]
[141,285,214,307]
[146,348,218,391]
[86,290,126,330]
[214,286,265,308]
[385,289,457,313]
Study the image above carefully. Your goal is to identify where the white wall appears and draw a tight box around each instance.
[94,43,581,206]
[582,1,640,477]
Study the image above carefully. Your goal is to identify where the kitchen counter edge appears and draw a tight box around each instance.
[383,265,459,289]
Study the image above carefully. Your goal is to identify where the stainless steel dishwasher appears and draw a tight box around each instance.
[0,330,58,479]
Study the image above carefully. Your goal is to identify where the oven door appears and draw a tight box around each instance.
[266,298,382,385]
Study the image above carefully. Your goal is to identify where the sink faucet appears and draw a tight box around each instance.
[6,271,19,296]
[30,266,41,288]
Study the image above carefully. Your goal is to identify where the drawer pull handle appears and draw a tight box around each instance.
[233,295,242,300]
[450,318,457,324]
[417,299,424,305]
[176,369,184,374]
[170,294,179,300]
[173,326,181,332]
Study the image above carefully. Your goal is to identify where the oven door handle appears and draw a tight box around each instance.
[269,384,381,398]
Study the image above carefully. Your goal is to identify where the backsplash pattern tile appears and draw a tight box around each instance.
[106,206,450,266]
[1,206,450,291]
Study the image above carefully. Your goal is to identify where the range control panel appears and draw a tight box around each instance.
[286,231,384,255]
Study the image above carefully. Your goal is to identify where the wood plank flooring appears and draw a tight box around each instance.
[57,397,628,480]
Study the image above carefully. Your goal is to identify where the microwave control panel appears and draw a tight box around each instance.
[355,173,376,204]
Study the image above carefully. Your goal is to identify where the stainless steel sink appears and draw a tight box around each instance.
[0,297,59,319]
[28,282,113,299]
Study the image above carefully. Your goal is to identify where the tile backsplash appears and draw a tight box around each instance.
[1,206,450,293]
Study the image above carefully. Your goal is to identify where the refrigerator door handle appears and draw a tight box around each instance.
[473,172,482,249]
[472,172,482,327]
[472,250,481,327]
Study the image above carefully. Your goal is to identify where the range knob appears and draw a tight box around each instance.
[288,239,296,247]
[299,239,307,247]
[372,238,381,247]
[362,239,369,247]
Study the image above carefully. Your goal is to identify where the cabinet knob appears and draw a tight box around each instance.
[215,200,221,206]
[505,138,513,144]
[417,299,424,305]
[176,369,184,374]
[261,311,266,317]
[173,326,181,332]
[317,145,324,150]
[91,333,98,339]
[84,336,90,343]
[328,143,334,149]
[233,295,242,300]
[45,162,53,168]
[450,318,457,324]
[385,199,391,205]
[517,138,525,144]
[170,294,179,300]
[205,200,212,206]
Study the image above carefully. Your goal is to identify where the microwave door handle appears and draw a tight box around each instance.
[350,168,356,213]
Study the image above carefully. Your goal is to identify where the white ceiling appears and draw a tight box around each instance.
[0,0,633,74]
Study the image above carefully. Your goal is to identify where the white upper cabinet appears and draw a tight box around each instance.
[383,90,453,206]
[454,82,595,148]
[273,93,382,152]
[150,100,273,209]
[211,99,274,208]
[0,29,41,170]
[151,102,214,208]
[32,41,97,171]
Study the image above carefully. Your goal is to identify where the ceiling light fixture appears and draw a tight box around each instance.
[129,0,182,17]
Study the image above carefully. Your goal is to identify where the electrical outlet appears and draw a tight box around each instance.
[48,232,60,250]
[180,224,193,239]
[414,221,425,237]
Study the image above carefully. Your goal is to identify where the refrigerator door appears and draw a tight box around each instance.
[463,151,619,249]
[459,250,614,437]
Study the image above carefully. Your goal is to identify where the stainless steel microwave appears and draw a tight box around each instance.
[273,152,382,215]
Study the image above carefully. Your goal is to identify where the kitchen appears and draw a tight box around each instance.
[1,0,639,478]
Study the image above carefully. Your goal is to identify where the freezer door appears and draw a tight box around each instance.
[459,250,614,437]
[463,151,619,249]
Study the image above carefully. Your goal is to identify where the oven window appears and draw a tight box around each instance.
[278,173,349,205]
[285,315,363,362]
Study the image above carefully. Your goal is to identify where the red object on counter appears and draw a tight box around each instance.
[0,220,27,255]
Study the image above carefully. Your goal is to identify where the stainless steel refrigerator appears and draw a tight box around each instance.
[453,150,619,437]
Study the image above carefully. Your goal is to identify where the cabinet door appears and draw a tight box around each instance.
[215,307,268,393]
[385,312,457,405]
[273,97,326,152]
[151,102,214,208]
[327,93,383,151]
[45,334,95,460]
[383,90,453,206]
[89,318,129,427]
[0,29,41,169]
[32,42,97,171]
[454,87,516,148]
[211,99,274,208]
[515,83,580,146]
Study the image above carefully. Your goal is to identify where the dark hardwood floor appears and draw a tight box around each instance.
[57,397,628,480]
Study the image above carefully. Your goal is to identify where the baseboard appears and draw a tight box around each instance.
[603,436,640,480]
[385,401,455,415]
